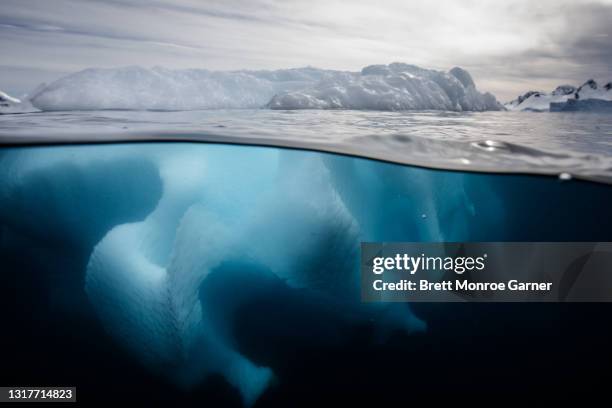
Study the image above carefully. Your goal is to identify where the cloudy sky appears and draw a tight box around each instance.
[1,0,611,101]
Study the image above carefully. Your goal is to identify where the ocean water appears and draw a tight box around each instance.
[2,109,612,183]
[1,110,612,405]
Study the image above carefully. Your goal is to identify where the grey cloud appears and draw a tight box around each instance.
[557,3,612,74]
[0,0,610,101]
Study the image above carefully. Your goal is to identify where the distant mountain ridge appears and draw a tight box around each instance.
[505,79,612,112]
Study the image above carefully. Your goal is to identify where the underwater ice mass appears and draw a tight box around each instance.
[0,144,432,405]
[2,143,612,404]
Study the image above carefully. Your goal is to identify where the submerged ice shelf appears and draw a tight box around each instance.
[0,144,431,405]
[2,142,612,405]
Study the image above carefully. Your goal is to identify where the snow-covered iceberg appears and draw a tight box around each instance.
[267,64,502,111]
[29,66,328,111]
[25,64,501,112]
[505,79,612,112]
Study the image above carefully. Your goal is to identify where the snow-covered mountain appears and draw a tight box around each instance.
[0,89,40,114]
[17,64,501,112]
[0,90,20,106]
[267,64,502,111]
[505,79,612,112]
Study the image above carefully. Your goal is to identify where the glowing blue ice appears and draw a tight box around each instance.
[0,143,478,404]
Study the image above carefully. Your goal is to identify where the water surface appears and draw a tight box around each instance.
[1,109,612,183]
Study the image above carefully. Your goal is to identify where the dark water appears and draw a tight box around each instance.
[1,142,612,405]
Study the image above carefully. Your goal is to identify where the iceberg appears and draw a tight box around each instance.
[0,144,430,405]
[25,64,501,112]
[550,98,612,112]
[505,79,612,112]
[3,142,612,403]
[29,66,328,111]
[267,64,502,111]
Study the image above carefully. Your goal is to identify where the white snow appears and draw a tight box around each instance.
[575,79,612,101]
[27,64,501,112]
[505,79,612,111]
[0,90,20,104]
[504,91,571,111]
[0,90,39,114]
[267,63,501,111]
[29,66,330,111]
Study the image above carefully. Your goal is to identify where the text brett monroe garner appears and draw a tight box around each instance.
[372,279,552,292]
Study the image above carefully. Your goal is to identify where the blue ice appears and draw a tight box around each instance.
[0,143,481,405]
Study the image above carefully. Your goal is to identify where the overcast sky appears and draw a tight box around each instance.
[1,0,611,101]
